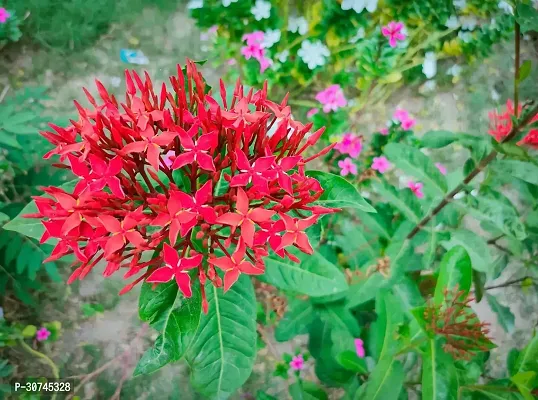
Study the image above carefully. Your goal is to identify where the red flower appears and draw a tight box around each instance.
[488,100,538,147]
[27,60,339,313]
[209,240,263,292]
[216,187,275,247]
[146,243,202,297]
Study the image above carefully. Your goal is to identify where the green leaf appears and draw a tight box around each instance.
[464,386,524,399]
[0,131,21,149]
[514,335,538,379]
[421,130,458,148]
[360,358,404,400]
[392,277,424,312]
[346,274,387,309]
[486,294,515,334]
[369,291,404,361]
[139,281,179,326]
[336,350,368,374]
[22,325,37,338]
[372,181,421,223]
[473,270,487,303]
[289,381,328,400]
[260,249,348,298]
[134,287,202,376]
[511,371,536,400]
[491,160,538,186]
[186,275,256,400]
[434,246,472,305]
[516,3,538,33]
[275,299,315,342]
[317,302,360,337]
[384,143,448,195]
[256,391,278,400]
[422,339,458,400]
[442,230,492,274]
[305,170,376,212]
[355,209,391,239]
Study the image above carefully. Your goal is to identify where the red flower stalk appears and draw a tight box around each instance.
[488,100,538,147]
[423,287,493,360]
[28,60,338,313]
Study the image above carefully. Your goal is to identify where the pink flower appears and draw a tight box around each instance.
[241,44,265,60]
[381,22,406,48]
[242,31,264,45]
[307,108,319,118]
[393,108,416,131]
[354,338,365,358]
[338,157,357,176]
[227,58,237,66]
[290,354,305,371]
[371,156,391,174]
[241,31,273,74]
[335,133,362,158]
[408,181,424,198]
[0,8,10,24]
[435,162,447,175]
[315,85,347,113]
[36,327,51,342]
[380,127,389,135]
[259,57,272,73]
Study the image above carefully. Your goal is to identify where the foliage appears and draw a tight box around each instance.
[0,4,22,47]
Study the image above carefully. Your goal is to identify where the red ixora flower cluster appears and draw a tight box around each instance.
[27,60,337,313]
[488,100,538,147]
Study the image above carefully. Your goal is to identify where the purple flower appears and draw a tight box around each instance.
[355,338,365,358]
[36,327,51,342]
[338,157,358,176]
[290,354,305,370]
[371,156,391,174]
[0,8,11,24]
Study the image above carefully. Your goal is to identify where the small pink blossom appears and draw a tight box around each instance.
[315,85,347,113]
[408,181,424,198]
[36,327,51,342]
[380,127,389,135]
[435,162,447,175]
[242,31,264,45]
[241,31,273,74]
[393,108,416,131]
[227,58,237,65]
[163,150,176,168]
[259,57,272,73]
[241,44,265,60]
[307,108,319,118]
[200,25,218,41]
[0,8,10,24]
[338,157,358,176]
[290,354,305,371]
[335,133,362,158]
[354,338,365,358]
[371,156,391,174]
[381,22,406,48]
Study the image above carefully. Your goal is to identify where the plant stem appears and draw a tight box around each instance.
[514,21,521,116]
[18,340,60,400]
[483,276,537,291]
[407,103,538,240]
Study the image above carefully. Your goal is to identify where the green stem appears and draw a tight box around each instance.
[18,339,60,400]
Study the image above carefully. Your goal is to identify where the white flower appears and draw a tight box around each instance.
[276,49,289,63]
[453,191,466,200]
[262,29,281,48]
[288,16,308,35]
[222,0,238,7]
[348,27,366,43]
[445,15,460,29]
[454,0,466,9]
[458,30,473,43]
[341,0,378,13]
[422,52,437,79]
[297,40,330,70]
[498,0,513,14]
[491,88,500,101]
[447,64,462,77]
[251,0,271,21]
[460,15,478,31]
[187,0,203,9]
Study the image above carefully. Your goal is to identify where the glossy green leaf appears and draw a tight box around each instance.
[369,291,404,361]
[289,381,328,400]
[134,287,202,376]
[491,160,538,186]
[421,130,458,148]
[422,339,458,400]
[514,335,538,379]
[473,270,487,303]
[360,358,404,400]
[260,249,348,298]
[518,60,532,83]
[275,299,316,342]
[442,230,492,274]
[355,209,391,239]
[486,294,515,334]
[139,281,179,326]
[186,276,256,399]
[463,386,524,399]
[373,181,421,223]
[511,371,536,400]
[305,170,376,212]
[384,143,448,195]
[434,246,472,305]
[0,131,21,149]
[346,274,387,309]
[516,3,538,33]
[393,277,424,312]
[317,302,360,337]
[336,350,368,374]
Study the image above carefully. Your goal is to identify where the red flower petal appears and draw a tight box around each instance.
[176,272,193,297]
[147,266,175,283]
[223,268,240,292]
